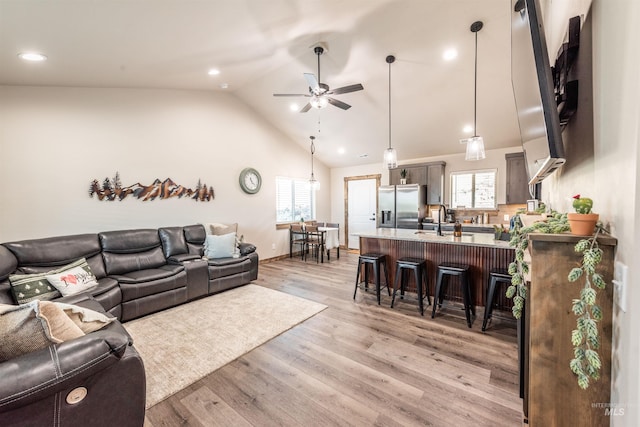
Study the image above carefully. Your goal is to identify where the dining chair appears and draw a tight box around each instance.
[289,224,307,260]
[304,225,325,263]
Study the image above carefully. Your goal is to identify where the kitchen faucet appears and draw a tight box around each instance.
[436,204,446,236]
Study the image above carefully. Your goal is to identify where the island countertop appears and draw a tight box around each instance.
[351,227,511,248]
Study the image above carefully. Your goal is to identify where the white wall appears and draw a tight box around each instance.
[541,0,639,423]
[0,86,331,259]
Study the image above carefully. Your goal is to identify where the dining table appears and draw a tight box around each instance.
[318,226,340,261]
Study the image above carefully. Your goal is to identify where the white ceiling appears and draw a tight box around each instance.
[0,0,522,168]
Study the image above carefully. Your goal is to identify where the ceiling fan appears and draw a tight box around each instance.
[273,46,364,112]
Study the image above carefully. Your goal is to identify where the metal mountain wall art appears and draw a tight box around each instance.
[89,172,214,202]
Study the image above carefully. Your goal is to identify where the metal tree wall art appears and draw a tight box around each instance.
[89,172,214,201]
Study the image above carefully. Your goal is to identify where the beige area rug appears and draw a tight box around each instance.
[124,284,327,408]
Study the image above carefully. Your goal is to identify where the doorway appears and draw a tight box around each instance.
[345,175,380,250]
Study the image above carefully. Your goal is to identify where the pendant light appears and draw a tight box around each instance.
[383,55,398,169]
[309,135,320,191]
[461,21,486,161]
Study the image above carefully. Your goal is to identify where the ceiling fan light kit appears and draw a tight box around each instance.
[384,54,398,169]
[273,44,364,113]
[462,20,487,161]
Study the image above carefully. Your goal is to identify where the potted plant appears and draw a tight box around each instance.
[567,194,599,235]
[400,168,408,185]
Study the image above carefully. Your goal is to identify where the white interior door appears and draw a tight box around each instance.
[347,179,377,249]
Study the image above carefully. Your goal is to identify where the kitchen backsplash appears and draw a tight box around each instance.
[427,203,526,225]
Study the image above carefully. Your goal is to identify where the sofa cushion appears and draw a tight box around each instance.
[117,268,187,302]
[3,234,103,272]
[184,224,206,256]
[110,264,184,284]
[102,246,166,275]
[0,246,18,282]
[204,233,237,259]
[159,227,188,258]
[45,258,99,297]
[99,229,160,253]
[207,257,251,279]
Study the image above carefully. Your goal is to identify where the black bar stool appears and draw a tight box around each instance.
[431,263,475,328]
[353,253,390,305]
[391,258,431,315]
[482,269,512,331]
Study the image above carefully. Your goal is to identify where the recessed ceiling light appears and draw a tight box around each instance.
[289,103,299,112]
[18,52,47,62]
[208,68,220,76]
[443,48,458,61]
[219,83,229,89]
[358,153,369,158]
[337,147,346,155]
[463,124,474,133]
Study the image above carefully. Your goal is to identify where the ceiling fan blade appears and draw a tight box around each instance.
[300,103,312,113]
[273,93,310,97]
[328,83,364,95]
[327,97,351,110]
[304,73,320,93]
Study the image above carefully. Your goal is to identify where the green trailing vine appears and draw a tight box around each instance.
[505,212,609,389]
[569,225,606,389]
[506,212,570,319]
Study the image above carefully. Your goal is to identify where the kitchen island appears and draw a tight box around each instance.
[353,228,515,309]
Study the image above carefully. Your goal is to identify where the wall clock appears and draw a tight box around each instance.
[239,168,262,194]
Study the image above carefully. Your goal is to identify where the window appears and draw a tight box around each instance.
[450,169,496,209]
[276,177,316,223]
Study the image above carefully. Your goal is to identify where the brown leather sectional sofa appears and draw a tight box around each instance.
[0,223,258,427]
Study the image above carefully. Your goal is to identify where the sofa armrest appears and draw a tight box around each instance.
[167,253,203,264]
[239,242,256,255]
[0,330,129,412]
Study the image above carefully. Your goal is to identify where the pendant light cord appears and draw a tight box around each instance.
[474,29,478,138]
[388,58,392,149]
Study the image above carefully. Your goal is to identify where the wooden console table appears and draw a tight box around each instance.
[524,233,617,426]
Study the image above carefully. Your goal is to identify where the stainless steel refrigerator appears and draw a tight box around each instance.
[396,184,427,229]
[378,185,396,228]
[378,184,427,229]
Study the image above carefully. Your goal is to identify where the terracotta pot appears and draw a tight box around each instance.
[567,213,599,235]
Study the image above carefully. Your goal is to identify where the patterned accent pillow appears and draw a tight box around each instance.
[9,258,96,304]
[9,272,62,304]
[45,261,98,297]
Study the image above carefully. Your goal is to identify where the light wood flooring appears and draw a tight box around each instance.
[145,252,522,426]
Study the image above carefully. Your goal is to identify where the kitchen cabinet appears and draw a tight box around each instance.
[426,162,445,204]
[505,152,529,204]
[523,233,616,426]
[389,161,445,204]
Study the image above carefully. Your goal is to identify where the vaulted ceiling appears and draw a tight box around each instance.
[0,0,522,168]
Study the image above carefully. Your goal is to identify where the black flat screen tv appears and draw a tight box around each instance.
[511,0,566,185]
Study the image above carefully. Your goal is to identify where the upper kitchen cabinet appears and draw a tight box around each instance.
[389,161,445,204]
[426,162,445,204]
[505,152,530,204]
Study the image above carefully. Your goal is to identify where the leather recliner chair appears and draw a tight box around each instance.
[0,296,146,427]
